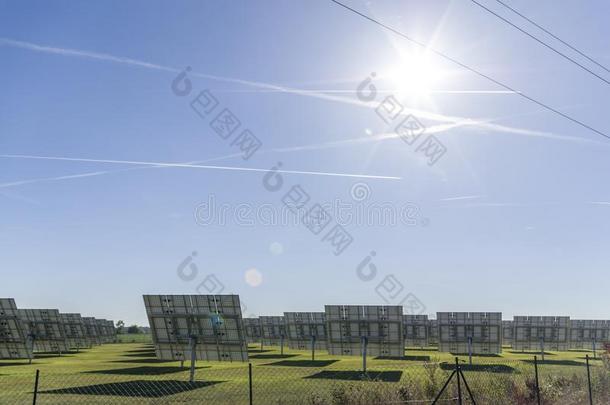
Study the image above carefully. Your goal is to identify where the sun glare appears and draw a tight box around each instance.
[383,53,446,96]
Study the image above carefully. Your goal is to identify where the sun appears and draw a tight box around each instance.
[382,51,446,96]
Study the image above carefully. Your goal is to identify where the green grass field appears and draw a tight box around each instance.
[114,333,153,344]
[0,343,605,404]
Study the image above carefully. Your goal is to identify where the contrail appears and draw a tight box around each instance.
[440,195,484,201]
[0,154,401,180]
[0,37,567,139]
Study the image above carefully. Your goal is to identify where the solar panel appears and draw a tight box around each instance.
[569,320,610,350]
[0,298,32,359]
[428,319,438,346]
[244,318,262,343]
[284,312,327,351]
[437,312,502,355]
[96,319,116,344]
[82,317,102,345]
[259,316,286,346]
[18,309,69,354]
[325,305,404,357]
[403,315,429,348]
[143,294,248,362]
[513,316,570,351]
[60,313,90,349]
[502,320,514,346]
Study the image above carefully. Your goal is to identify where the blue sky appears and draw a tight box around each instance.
[1,0,609,325]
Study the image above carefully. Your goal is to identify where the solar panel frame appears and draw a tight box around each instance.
[0,298,32,359]
[502,320,514,346]
[82,317,102,345]
[284,312,327,350]
[259,316,286,346]
[428,319,439,346]
[569,320,610,350]
[18,309,69,353]
[437,312,502,354]
[244,318,262,343]
[144,294,248,362]
[513,316,570,351]
[403,314,429,348]
[325,305,404,357]
[60,313,90,349]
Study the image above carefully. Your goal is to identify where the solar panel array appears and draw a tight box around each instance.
[0,299,31,359]
[18,309,69,354]
[96,319,116,344]
[569,320,610,350]
[513,316,570,351]
[144,294,248,362]
[243,318,262,343]
[403,315,429,348]
[437,312,502,354]
[284,312,327,350]
[260,316,286,346]
[428,319,438,345]
[82,317,103,345]
[325,305,404,357]
[502,320,514,346]
[60,313,90,349]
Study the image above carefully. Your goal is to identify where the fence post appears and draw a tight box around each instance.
[534,356,541,405]
[586,354,593,405]
[248,362,253,405]
[32,369,40,405]
[455,357,463,405]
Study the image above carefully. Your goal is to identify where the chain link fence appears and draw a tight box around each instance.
[1,355,609,404]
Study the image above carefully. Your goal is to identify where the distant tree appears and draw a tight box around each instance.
[126,325,141,334]
[116,320,125,334]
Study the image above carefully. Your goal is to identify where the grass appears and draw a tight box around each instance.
[114,333,152,344]
[0,343,605,404]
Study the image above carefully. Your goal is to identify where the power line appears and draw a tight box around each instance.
[329,0,610,141]
[469,0,610,86]
[493,0,610,75]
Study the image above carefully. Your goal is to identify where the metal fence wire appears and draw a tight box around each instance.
[1,355,609,405]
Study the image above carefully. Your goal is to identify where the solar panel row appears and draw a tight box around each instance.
[0,298,116,360]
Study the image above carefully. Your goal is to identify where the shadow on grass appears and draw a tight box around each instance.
[41,380,222,397]
[125,349,156,354]
[305,370,402,382]
[405,348,436,352]
[265,360,338,367]
[123,352,157,358]
[508,351,555,356]
[248,354,297,359]
[375,355,431,361]
[85,366,207,376]
[440,363,516,373]
[247,349,272,354]
[112,359,176,364]
[0,361,31,367]
[522,359,584,366]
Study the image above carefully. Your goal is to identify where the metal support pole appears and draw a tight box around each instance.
[586,355,593,405]
[32,369,40,405]
[455,358,463,405]
[260,340,263,352]
[280,335,284,355]
[534,356,541,405]
[311,335,316,361]
[361,336,368,374]
[593,340,597,359]
[431,370,457,405]
[540,338,545,361]
[468,336,473,366]
[189,336,197,383]
[248,362,253,405]
[459,368,477,405]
